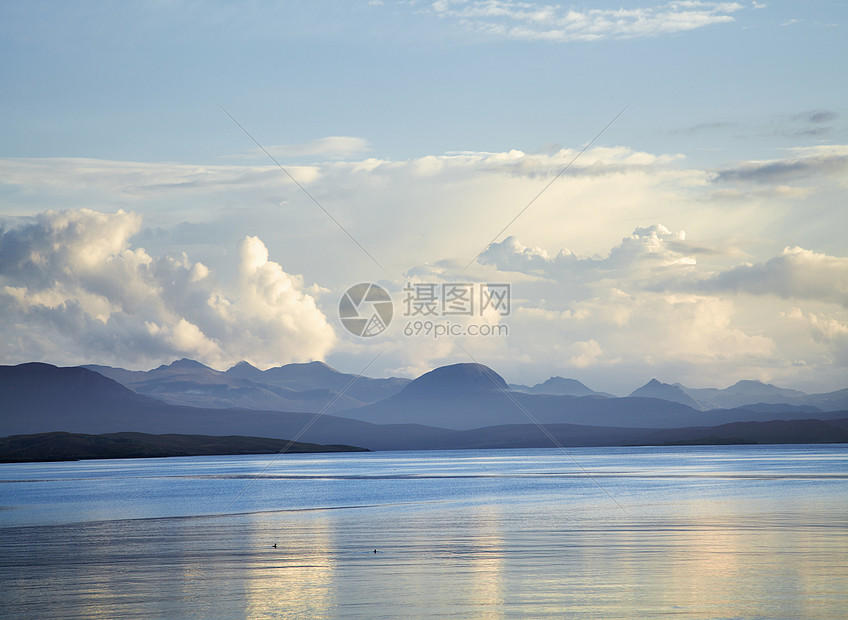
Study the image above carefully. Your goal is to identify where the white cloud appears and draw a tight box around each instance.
[569,339,603,368]
[0,209,336,369]
[0,146,702,289]
[479,224,696,289]
[493,286,778,391]
[0,140,846,391]
[462,228,845,391]
[430,0,744,42]
[699,246,848,307]
[230,136,372,161]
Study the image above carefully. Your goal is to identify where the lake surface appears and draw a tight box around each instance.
[2,445,847,618]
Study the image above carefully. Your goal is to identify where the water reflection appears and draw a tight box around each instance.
[1,447,847,618]
[243,513,336,618]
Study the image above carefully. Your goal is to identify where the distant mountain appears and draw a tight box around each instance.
[0,432,367,463]
[338,363,531,429]
[676,380,848,411]
[630,379,703,410]
[81,359,848,415]
[3,363,847,451]
[509,376,611,397]
[401,362,507,395]
[83,359,408,413]
[0,362,433,449]
[806,387,848,412]
[330,363,845,431]
[679,380,806,409]
[633,418,848,446]
[224,360,411,404]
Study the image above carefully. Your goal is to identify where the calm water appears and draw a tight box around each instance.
[1,445,847,618]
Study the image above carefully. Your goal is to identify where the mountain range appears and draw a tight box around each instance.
[82,358,848,413]
[2,361,847,454]
[83,359,410,412]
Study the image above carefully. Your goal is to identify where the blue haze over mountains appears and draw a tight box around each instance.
[84,358,848,416]
[2,360,847,450]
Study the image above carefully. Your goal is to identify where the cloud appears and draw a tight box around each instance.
[430,0,744,42]
[0,147,706,290]
[0,209,336,369]
[569,339,603,368]
[229,136,372,161]
[464,226,848,390]
[499,287,777,390]
[676,121,738,134]
[479,224,696,286]
[1,141,846,391]
[793,110,839,124]
[697,246,848,307]
[782,308,848,367]
[713,145,848,184]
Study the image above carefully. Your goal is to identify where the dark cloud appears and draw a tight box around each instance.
[694,247,848,307]
[793,110,839,124]
[674,121,737,135]
[713,151,848,184]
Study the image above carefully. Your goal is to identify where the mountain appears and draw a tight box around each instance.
[83,359,408,413]
[331,363,846,431]
[0,363,437,449]
[806,388,848,412]
[400,362,507,394]
[630,379,703,410]
[224,360,411,404]
[337,363,530,429]
[0,432,367,463]
[674,380,848,411]
[509,376,611,397]
[679,380,807,409]
[3,363,847,451]
[0,363,519,450]
[633,418,848,446]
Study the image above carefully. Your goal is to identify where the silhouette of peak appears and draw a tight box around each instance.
[729,379,767,388]
[156,358,210,372]
[227,360,259,372]
[402,363,507,396]
[629,378,701,409]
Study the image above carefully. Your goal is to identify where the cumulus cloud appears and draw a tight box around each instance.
[1,142,845,391]
[698,246,848,307]
[479,224,695,285]
[782,308,848,367]
[0,147,706,291]
[498,287,777,390]
[0,209,336,369]
[430,0,743,42]
[463,225,847,390]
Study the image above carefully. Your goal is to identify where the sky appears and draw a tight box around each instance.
[1,0,846,395]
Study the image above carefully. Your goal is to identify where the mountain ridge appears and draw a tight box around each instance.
[3,363,847,451]
[78,357,848,412]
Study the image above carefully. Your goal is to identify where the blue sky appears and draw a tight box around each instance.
[1,1,846,393]
[3,1,844,163]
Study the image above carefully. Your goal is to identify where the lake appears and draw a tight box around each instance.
[2,445,847,618]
